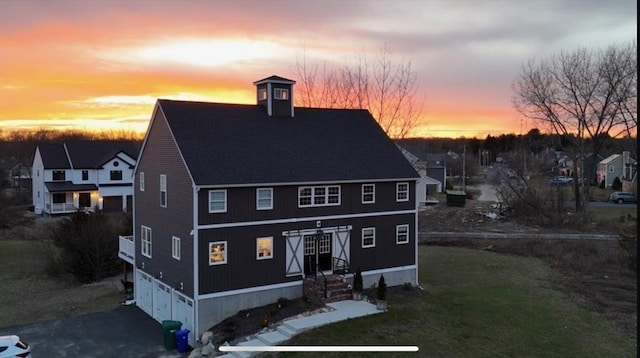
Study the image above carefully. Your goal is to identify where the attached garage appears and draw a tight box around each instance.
[136,270,153,316]
[103,195,123,212]
[173,293,195,347]
[153,280,172,323]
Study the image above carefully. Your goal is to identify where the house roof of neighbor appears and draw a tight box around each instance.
[38,141,140,169]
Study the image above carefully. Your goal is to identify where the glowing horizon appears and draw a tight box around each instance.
[1,1,635,139]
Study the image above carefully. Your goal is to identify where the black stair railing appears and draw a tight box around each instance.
[332,257,350,275]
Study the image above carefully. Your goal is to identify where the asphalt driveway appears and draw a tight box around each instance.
[0,305,188,358]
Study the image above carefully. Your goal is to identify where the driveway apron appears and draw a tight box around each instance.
[0,305,184,358]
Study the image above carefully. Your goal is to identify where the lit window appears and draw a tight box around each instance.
[274,88,288,100]
[396,182,409,202]
[140,172,145,191]
[362,184,375,204]
[258,88,267,100]
[396,224,409,244]
[209,241,227,265]
[141,226,152,258]
[256,188,273,210]
[160,174,167,207]
[209,190,227,213]
[172,236,181,260]
[362,227,375,248]
[256,237,273,260]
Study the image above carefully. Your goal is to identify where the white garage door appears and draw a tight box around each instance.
[153,280,172,323]
[173,293,195,347]
[136,270,153,316]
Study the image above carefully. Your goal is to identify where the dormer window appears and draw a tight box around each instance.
[274,88,288,100]
[258,89,267,101]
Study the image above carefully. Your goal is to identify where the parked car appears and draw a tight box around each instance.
[0,335,31,358]
[608,191,637,204]
[549,176,573,186]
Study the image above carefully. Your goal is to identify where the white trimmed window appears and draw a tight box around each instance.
[172,236,181,260]
[256,188,273,210]
[160,174,167,207]
[298,185,340,207]
[362,227,375,248]
[139,172,144,191]
[396,224,409,244]
[209,190,227,213]
[209,241,227,265]
[141,225,152,258]
[258,88,267,100]
[362,184,375,204]
[274,88,288,100]
[256,237,273,260]
[396,182,409,202]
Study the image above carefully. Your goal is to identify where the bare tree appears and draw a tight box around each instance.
[295,45,424,138]
[512,41,637,212]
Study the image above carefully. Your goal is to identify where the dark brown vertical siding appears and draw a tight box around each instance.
[198,181,415,225]
[135,110,195,297]
[197,214,415,294]
[271,83,291,116]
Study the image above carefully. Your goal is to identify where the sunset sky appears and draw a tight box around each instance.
[0,0,636,138]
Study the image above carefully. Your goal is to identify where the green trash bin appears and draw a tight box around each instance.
[162,320,182,350]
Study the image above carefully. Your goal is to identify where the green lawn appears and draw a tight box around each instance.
[273,246,636,358]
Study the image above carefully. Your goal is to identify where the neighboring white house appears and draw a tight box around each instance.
[398,145,442,208]
[32,141,140,215]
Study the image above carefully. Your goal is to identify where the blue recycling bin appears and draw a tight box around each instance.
[175,328,190,353]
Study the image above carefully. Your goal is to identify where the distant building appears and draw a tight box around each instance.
[32,141,140,214]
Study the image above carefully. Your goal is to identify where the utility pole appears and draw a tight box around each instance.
[462,144,466,191]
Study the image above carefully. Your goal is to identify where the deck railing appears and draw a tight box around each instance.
[118,235,135,264]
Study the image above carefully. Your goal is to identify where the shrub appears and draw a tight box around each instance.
[612,177,622,190]
[353,267,363,293]
[599,180,605,189]
[49,211,129,283]
[376,275,387,301]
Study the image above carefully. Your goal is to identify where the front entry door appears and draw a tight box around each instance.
[78,193,91,209]
[303,232,333,275]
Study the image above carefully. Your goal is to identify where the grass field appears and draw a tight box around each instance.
[267,246,637,358]
[0,240,122,328]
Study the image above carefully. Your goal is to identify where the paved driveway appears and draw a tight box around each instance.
[0,306,187,358]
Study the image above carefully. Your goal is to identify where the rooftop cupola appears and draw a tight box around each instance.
[253,75,296,117]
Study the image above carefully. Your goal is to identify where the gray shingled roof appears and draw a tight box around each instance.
[65,141,140,169]
[158,99,419,186]
[45,181,98,192]
[37,141,140,169]
[38,143,71,169]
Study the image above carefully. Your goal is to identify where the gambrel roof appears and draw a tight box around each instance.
[156,99,419,186]
[37,141,140,169]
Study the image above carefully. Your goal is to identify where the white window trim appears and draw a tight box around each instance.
[396,224,409,244]
[396,182,409,202]
[160,174,167,207]
[362,184,375,204]
[362,227,375,248]
[256,188,273,210]
[172,236,181,260]
[274,88,289,100]
[141,225,152,258]
[258,88,267,101]
[209,190,227,213]
[256,236,273,260]
[298,185,341,208]
[140,172,145,191]
[209,241,228,265]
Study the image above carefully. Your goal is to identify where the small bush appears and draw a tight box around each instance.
[353,267,363,293]
[599,180,605,189]
[612,177,622,190]
[377,275,387,301]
